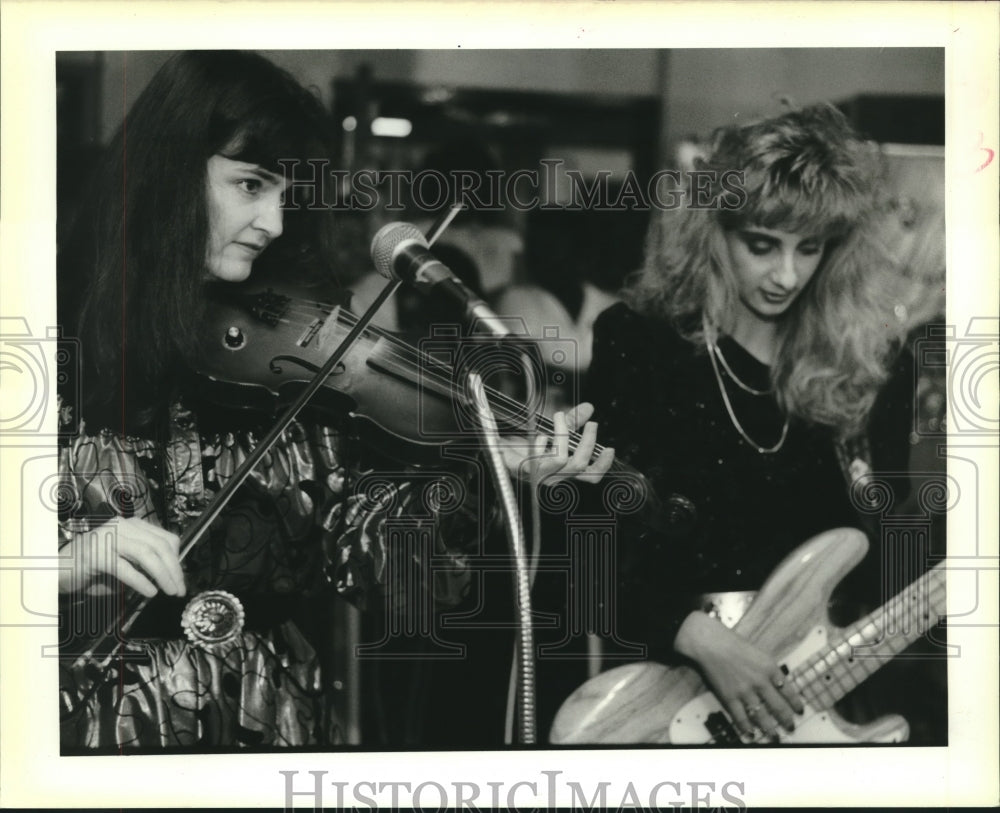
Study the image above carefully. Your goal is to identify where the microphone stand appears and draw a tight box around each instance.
[467,371,537,745]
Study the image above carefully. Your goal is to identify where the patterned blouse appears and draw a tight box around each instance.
[57,394,484,751]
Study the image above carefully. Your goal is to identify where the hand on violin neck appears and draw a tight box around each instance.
[500,401,615,485]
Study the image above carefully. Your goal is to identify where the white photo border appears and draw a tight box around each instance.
[1,1,997,808]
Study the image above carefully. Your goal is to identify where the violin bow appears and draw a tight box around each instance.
[425,202,465,247]
[69,210,468,672]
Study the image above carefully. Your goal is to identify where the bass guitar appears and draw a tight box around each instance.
[550,527,945,745]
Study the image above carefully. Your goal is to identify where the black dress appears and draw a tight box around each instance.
[585,303,908,662]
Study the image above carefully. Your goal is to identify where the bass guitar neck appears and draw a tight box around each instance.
[550,527,945,745]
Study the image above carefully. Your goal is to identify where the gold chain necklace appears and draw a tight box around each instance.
[705,332,789,454]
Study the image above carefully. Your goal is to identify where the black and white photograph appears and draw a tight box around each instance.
[1,2,997,810]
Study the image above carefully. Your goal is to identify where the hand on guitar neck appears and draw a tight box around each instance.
[674,610,804,740]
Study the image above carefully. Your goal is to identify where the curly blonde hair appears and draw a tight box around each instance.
[625,104,906,437]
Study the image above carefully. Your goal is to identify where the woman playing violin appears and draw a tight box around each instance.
[586,104,915,741]
[57,50,612,750]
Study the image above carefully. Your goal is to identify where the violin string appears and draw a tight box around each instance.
[272,297,543,420]
[373,319,622,466]
[270,304,603,459]
[362,326,616,463]
[254,293,621,467]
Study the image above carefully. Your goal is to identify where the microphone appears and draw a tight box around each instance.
[370,222,511,337]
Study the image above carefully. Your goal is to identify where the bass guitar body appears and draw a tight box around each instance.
[549,528,932,745]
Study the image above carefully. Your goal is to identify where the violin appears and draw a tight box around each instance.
[195,271,603,467]
[61,270,663,701]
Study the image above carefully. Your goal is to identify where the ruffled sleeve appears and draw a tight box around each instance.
[191,403,481,610]
[57,412,164,546]
[60,393,479,613]
[323,459,485,613]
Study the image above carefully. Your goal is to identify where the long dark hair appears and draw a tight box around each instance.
[59,50,334,433]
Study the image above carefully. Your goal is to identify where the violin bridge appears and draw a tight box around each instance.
[313,304,344,349]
